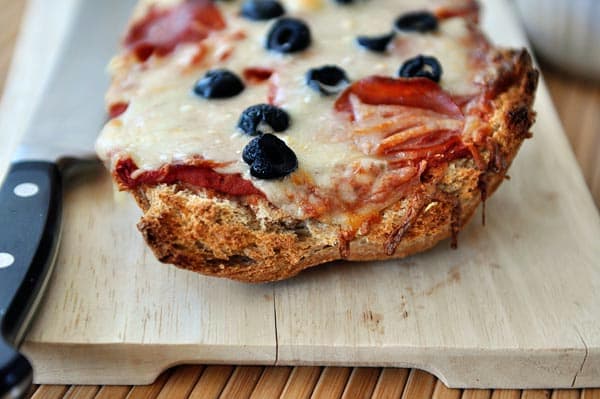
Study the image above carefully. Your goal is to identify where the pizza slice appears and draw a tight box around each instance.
[96,0,538,282]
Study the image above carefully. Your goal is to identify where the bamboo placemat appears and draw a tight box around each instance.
[2,1,600,398]
[24,366,600,398]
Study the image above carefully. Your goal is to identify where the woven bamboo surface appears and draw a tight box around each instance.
[23,367,600,399]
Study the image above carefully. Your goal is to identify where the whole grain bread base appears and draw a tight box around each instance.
[130,49,538,283]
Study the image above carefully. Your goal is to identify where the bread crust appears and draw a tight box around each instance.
[130,49,538,282]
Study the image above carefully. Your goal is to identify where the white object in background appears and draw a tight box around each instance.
[514,0,600,80]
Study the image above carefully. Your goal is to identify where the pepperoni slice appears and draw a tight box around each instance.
[125,0,226,62]
[334,76,464,120]
[114,158,263,197]
[334,76,469,167]
[167,164,262,196]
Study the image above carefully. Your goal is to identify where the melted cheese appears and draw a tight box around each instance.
[97,0,485,227]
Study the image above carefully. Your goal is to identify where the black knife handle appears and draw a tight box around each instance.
[0,161,62,398]
[0,345,32,399]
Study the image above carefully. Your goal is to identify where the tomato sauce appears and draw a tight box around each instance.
[109,102,129,118]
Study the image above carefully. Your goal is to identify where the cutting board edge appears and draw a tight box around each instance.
[275,344,593,389]
[22,340,598,388]
[24,341,277,386]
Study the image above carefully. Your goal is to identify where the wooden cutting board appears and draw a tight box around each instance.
[1,0,599,389]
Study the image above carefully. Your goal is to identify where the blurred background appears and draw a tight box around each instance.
[0,0,599,208]
[513,0,600,209]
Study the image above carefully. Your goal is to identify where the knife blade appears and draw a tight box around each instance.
[0,0,136,397]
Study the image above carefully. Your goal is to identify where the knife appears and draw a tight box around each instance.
[0,0,136,397]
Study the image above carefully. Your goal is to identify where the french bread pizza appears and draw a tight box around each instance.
[96,0,538,282]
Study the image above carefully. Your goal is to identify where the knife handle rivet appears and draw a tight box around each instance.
[13,182,39,198]
[0,252,15,269]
